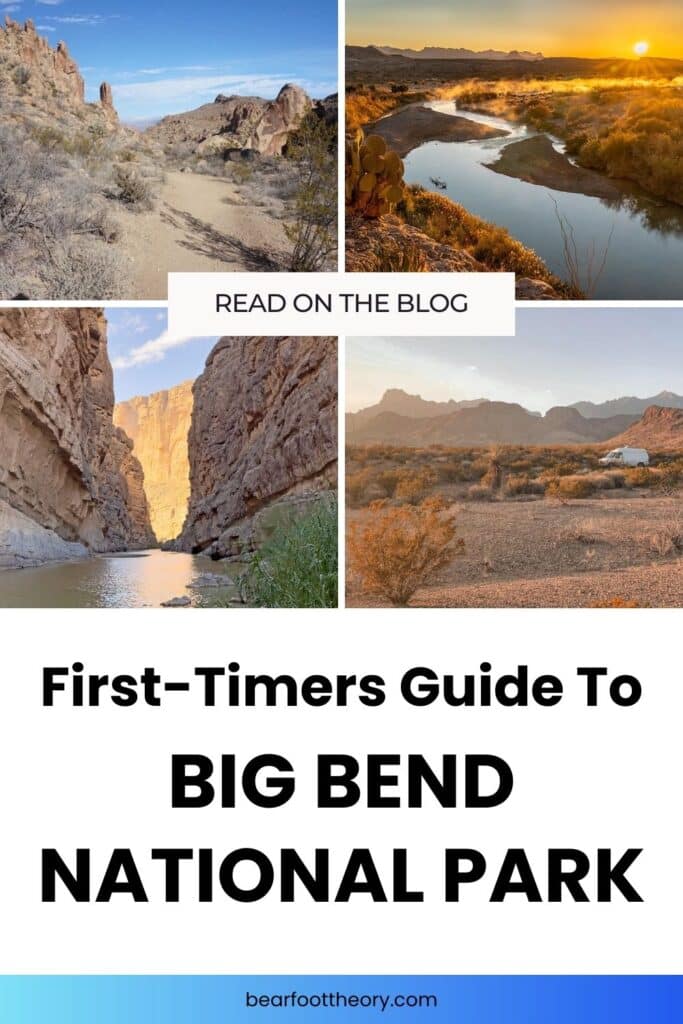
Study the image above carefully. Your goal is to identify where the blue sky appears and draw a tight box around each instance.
[347,309,683,414]
[13,1,336,122]
[106,309,217,401]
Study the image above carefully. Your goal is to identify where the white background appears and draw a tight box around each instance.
[0,608,678,973]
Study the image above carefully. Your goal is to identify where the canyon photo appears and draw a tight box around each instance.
[0,9,337,299]
[0,309,338,607]
[346,311,683,609]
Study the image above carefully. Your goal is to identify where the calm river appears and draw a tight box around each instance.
[402,100,683,299]
[0,549,244,608]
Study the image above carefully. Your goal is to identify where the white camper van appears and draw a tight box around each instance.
[599,446,649,467]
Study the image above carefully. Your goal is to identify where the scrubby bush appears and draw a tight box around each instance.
[394,469,436,505]
[240,496,337,608]
[114,165,153,209]
[503,473,545,497]
[546,475,595,499]
[348,497,462,606]
[467,483,495,501]
[285,112,337,270]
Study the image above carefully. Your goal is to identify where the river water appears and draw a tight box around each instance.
[0,549,245,608]
[402,100,683,299]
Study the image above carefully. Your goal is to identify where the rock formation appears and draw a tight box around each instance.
[0,309,155,567]
[146,83,311,157]
[114,381,194,543]
[176,337,337,558]
[345,214,561,299]
[0,17,119,132]
[606,406,683,450]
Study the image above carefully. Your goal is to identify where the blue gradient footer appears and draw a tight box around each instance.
[0,976,680,1022]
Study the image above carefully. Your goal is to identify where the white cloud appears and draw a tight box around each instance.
[44,14,119,25]
[111,72,298,107]
[36,1,65,6]
[112,331,196,370]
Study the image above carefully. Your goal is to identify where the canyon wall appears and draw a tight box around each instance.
[176,336,337,558]
[0,308,155,566]
[114,381,194,543]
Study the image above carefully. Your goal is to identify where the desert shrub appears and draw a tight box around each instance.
[13,65,30,87]
[38,240,129,300]
[394,469,436,504]
[375,468,403,497]
[503,473,545,497]
[348,497,463,606]
[624,467,655,488]
[346,469,373,507]
[584,470,625,490]
[467,483,495,501]
[648,520,683,557]
[239,496,337,608]
[285,112,337,270]
[375,238,430,272]
[114,165,152,208]
[481,454,503,491]
[577,95,683,205]
[0,128,52,234]
[398,185,575,293]
[546,475,595,499]
[560,518,604,544]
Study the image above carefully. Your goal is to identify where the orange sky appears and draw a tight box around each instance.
[347,0,683,60]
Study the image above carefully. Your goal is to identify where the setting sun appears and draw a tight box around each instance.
[634,40,649,56]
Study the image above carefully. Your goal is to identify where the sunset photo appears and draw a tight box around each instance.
[346,0,683,299]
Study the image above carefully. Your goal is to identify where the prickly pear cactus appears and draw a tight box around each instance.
[345,129,405,218]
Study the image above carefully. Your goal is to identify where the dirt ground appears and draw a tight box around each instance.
[367,103,505,157]
[116,170,292,298]
[346,494,683,608]
[486,135,621,200]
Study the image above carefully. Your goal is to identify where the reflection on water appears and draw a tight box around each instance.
[402,101,683,298]
[0,549,246,608]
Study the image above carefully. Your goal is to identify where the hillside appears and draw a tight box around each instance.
[606,406,683,450]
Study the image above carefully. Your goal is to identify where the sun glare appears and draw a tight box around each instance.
[633,40,649,56]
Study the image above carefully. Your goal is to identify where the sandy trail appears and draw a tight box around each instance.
[117,170,292,298]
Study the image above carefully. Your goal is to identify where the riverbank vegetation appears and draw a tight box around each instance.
[239,495,338,608]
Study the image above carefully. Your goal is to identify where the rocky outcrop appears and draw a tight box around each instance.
[0,18,119,132]
[247,83,311,156]
[346,213,562,298]
[0,309,155,566]
[0,500,88,569]
[606,406,683,450]
[114,381,194,543]
[146,83,311,158]
[176,337,337,558]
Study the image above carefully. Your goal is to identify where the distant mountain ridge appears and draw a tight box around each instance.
[347,388,658,446]
[377,45,544,62]
[570,391,683,419]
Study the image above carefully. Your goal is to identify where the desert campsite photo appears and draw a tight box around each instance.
[346,309,683,608]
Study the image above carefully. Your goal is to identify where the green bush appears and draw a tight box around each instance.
[240,495,338,608]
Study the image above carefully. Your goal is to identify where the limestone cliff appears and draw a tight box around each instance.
[114,381,194,543]
[0,308,155,565]
[176,337,337,558]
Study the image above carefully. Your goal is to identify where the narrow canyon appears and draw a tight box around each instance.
[0,310,337,606]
